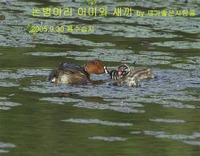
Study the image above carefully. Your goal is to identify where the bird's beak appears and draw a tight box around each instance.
[104,66,108,73]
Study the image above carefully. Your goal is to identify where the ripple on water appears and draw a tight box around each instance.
[133,97,197,109]
[0,101,21,110]
[109,102,144,108]
[144,131,200,140]
[152,41,200,49]
[0,149,9,154]
[0,71,24,79]
[0,142,16,154]
[0,69,49,80]
[143,131,200,146]
[172,63,200,71]
[17,69,50,76]
[161,101,196,109]
[26,52,69,57]
[22,85,86,94]
[74,102,145,114]
[40,97,83,105]
[149,118,186,123]
[65,48,132,62]
[88,136,127,142]
[188,56,200,66]
[61,118,133,127]
[182,141,200,146]
[0,97,8,100]
[0,81,19,87]
[130,131,142,135]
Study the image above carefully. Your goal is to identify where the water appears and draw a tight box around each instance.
[0,0,200,155]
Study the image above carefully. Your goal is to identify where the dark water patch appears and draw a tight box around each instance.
[0,15,5,21]
[62,118,133,126]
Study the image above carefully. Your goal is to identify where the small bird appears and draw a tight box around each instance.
[109,64,155,87]
[49,59,108,85]
[117,64,155,80]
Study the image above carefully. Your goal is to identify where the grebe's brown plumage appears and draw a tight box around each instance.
[49,59,108,85]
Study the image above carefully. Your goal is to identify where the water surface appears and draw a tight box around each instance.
[0,0,200,155]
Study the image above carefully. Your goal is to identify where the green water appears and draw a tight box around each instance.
[0,0,200,156]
